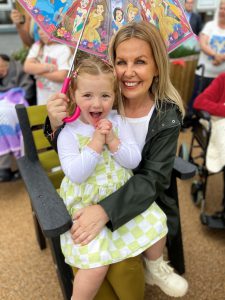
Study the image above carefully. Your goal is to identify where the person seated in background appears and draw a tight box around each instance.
[184,0,203,35]
[193,73,225,212]
[23,28,72,105]
[0,54,35,182]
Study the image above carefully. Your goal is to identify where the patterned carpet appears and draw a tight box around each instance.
[1,131,225,300]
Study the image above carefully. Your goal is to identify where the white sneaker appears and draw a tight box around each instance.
[144,256,188,297]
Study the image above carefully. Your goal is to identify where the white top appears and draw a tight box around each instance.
[27,42,71,105]
[125,105,155,151]
[196,20,225,78]
[57,112,142,184]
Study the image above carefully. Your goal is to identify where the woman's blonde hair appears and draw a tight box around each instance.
[108,21,185,116]
[68,56,124,115]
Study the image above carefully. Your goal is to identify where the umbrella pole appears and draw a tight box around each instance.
[62,0,95,123]
[61,0,95,94]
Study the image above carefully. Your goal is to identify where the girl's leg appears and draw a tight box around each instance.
[72,265,109,300]
[143,236,188,298]
[144,235,166,260]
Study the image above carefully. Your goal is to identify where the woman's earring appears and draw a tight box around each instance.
[151,76,159,94]
[154,76,159,84]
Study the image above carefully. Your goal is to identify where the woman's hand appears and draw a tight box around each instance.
[71,205,109,245]
[47,93,69,131]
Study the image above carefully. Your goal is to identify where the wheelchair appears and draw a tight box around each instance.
[179,104,225,230]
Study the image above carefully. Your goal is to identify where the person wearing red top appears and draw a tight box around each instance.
[193,73,225,116]
[193,72,225,216]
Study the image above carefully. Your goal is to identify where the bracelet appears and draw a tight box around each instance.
[44,64,54,73]
[50,128,58,141]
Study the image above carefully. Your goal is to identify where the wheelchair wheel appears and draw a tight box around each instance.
[178,143,189,161]
[191,180,203,206]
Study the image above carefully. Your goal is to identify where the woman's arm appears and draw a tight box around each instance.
[100,122,180,230]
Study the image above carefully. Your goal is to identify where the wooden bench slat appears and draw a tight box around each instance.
[27,105,47,126]
[33,129,51,150]
[38,150,61,171]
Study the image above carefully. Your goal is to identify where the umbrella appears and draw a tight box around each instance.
[17,0,194,122]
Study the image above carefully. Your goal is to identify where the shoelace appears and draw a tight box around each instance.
[155,261,174,280]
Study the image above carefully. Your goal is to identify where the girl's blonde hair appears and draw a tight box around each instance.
[108,21,185,117]
[68,56,124,115]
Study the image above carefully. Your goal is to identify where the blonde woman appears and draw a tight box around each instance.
[45,21,188,298]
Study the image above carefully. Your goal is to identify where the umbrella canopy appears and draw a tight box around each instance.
[17,0,194,123]
[17,0,194,57]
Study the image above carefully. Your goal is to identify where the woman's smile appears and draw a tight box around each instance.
[123,81,140,87]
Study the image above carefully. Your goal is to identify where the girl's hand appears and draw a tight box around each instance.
[105,127,117,145]
[96,119,112,134]
[44,63,57,73]
[71,205,109,245]
[97,119,120,152]
[87,119,112,153]
[87,127,105,153]
[47,93,69,130]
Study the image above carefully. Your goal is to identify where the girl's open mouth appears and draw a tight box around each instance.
[90,112,102,119]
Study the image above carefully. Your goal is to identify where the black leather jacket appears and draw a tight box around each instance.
[44,101,182,234]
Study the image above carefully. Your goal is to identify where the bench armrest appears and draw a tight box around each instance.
[196,110,211,121]
[17,156,72,238]
[173,157,196,180]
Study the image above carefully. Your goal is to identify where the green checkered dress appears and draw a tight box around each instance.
[60,133,168,269]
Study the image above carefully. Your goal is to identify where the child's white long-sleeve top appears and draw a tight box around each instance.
[57,111,142,184]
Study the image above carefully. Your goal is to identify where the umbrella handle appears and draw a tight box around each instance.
[61,77,81,123]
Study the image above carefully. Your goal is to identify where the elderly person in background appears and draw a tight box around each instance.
[0,54,35,182]
[193,73,225,218]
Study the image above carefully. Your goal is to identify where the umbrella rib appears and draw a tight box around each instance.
[67,0,95,77]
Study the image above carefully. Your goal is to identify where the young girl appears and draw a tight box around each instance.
[57,57,168,300]
[23,27,72,105]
